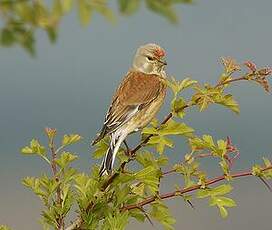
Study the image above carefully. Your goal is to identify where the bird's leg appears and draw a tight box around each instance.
[123,140,131,156]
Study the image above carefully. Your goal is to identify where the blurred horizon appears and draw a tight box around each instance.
[0,0,272,229]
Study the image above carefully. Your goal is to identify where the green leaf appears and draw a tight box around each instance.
[197,184,233,198]
[158,120,194,136]
[136,151,155,167]
[167,77,197,95]
[215,94,240,114]
[129,209,146,222]
[0,28,15,46]
[146,0,178,23]
[216,139,227,157]
[150,201,176,230]
[74,174,99,202]
[209,196,236,208]
[93,140,109,159]
[55,151,78,169]
[202,135,215,148]
[179,77,198,91]
[157,155,169,166]
[136,151,167,170]
[78,0,92,26]
[93,1,116,23]
[201,185,233,198]
[39,174,60,196]
[134,166,160,194]
[252,164,262,176]
[142,126,158,135]
[19,29,35,56]
[61,184,73,214]
[209,196,236,218]
[130,182,145,197]
[148,135,174,154]
[197,185,235,219]
[190,135,227,158]
[196,189,210,198]
[21,146,34,154]
[105,211,129,230]
[62,134,82,146]
[0,225,12,230]
[22,176,37,188]
[62,167,78,183]
[46,27,57,43]
[62,0,73,13]
[192,86,219,112]
[218,206,228,218]
[115,185,131,206]
[167,77,180,95]
[171,97,186,118]
[263,157,272,178]
[263,157,271,167]
[21,139,46,156]
[22,176,49,198]
[118,0,140,15]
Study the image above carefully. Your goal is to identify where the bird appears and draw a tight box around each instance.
[92,43,168,177]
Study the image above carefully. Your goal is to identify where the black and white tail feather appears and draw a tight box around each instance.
[94,129,128,177]
[92,104,139,177]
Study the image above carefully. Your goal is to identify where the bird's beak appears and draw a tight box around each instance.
[158,59,167,66]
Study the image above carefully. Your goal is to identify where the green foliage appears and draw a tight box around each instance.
[0,225,11,230]
[134,165,160,194]
[55,151,78,169]
[189,135,227,157]
[197,184,236,218]
[118,0,140,15]
[21,131,81,229]
[263,158,272,179]
[150,201,176,230]
[0,0,191,54]
[62,134,82,146]
[93,138,109,159]
[19,58,272,230]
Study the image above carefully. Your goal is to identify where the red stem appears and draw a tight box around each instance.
[122,165,272,211]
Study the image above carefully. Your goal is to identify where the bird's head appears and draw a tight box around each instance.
[132,43,167,75]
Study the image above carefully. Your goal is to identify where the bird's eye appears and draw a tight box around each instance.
[146,56,154,61]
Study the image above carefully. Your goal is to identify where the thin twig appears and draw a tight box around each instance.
[215,76,248,88]
[122,165,272,211]
[48,134,64,230]
[259,176,272,192]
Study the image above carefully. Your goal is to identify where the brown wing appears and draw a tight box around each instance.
[92,71,166,145]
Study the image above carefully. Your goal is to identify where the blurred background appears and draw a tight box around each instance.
[0,0,271,229]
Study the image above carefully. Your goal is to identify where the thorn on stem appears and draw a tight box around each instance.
[259,177,272,192]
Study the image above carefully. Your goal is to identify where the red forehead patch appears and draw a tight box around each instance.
[154,48,165,58]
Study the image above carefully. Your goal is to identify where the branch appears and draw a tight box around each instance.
[215,75,248,88]
[45,128,64,230]
[122,165,272,211]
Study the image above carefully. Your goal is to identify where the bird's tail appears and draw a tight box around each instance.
[99,132,126,177]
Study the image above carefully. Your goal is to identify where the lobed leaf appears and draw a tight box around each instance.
[21,139,46,156]
[62,134,82,146]
[55,151,78,169]
[150,201,176,230]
